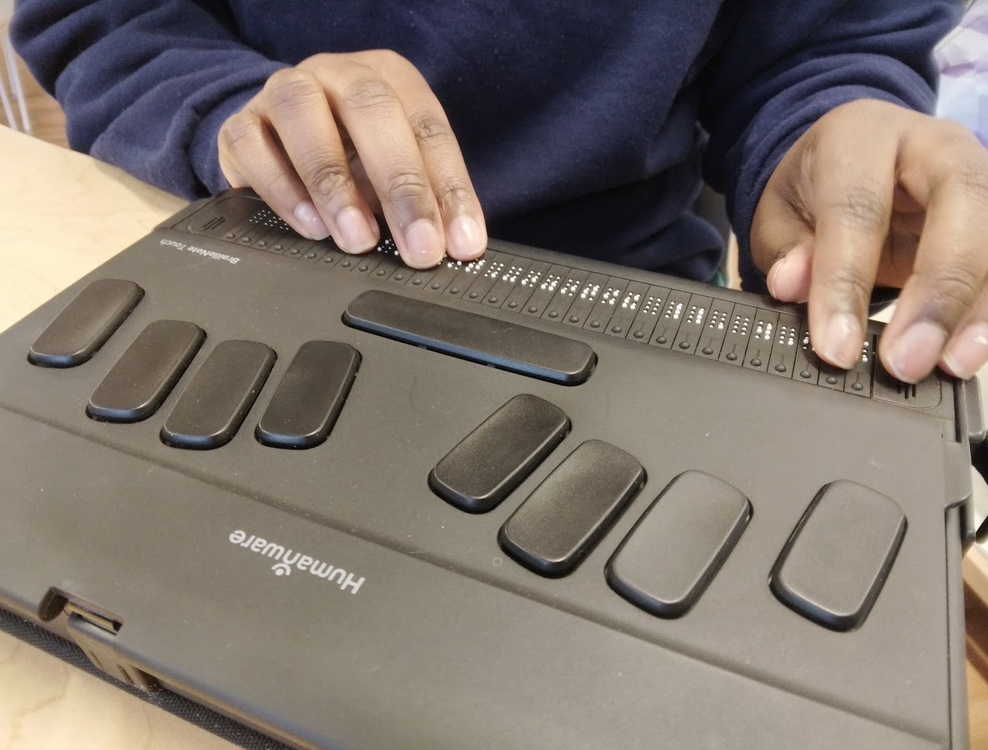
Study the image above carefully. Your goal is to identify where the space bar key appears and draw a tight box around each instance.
[343,290,595,385]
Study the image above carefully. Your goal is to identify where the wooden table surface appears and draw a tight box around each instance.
[0,123,987,748]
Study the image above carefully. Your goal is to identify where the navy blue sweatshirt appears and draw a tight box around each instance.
[11,1,960,288]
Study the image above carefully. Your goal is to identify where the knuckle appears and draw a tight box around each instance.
[830,186,889,235]
[343,75,398,112]
[305,161,354,199]
[221,111,261,152]
[264,67,321,108]
[777,181,815,229]
[375,48,410,70]
[959,163,988,211]
[408,110,452,147]
[255,169,299,203]
[434,181,473,211]
[938,119,979,147]
[384,168,432,208]
[928,267,983,311]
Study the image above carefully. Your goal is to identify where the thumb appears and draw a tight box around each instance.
[765,241,813,303]
[749,141,816,302]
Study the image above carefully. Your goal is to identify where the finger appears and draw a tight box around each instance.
[262,68,379,254]
[350,51,487,261]
[218,106,331,241]
[311,58,447,268]
[806,114,899,369]
[879,123,988,382]
[941,287,988,380]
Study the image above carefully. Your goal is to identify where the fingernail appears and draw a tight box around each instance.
[335,206,378,253]
[942,322,988,380]
[293,202,330,240]
[404,219,443,267]
[887,321,948,383]
[448,215,487,259]
[819,312,862,369]
[766,255,787,298]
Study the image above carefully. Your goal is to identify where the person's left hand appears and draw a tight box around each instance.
[751,98,988,383]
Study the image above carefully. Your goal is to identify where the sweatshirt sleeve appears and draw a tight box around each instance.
[697,0,962,292]
[11,0,287,198]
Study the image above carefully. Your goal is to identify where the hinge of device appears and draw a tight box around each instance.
[63,601,158,693]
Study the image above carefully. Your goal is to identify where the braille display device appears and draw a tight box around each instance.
[0,189,984,749]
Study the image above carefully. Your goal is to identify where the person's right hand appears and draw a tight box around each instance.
[217,50,488,268]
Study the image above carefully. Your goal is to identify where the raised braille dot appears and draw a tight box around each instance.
[775,364,787,373]
[450,287,460,294]
[358,264,369,272]
[508,301,518,309]
[412,278,422,286]
[800,369,812,379]
[569,315,579,323]
[528,305,538,313]
[612,325,623,334]
[679,341,690,350]
[750,358,762,368]
[826,375,838,385]
[375,268,386,276]
[852,382,864,392]
[396,273,407,281]
[258,240,268,248]
[469,291,479,299]
[726,352,737,361]
[240,236,252,243]
[488,296,498,304]
[633,331,644,339]
[590,321,600,329]
[548,311,559,318]
[431,282,441,290]
[702,346,713,355]
[225,232,235,239]
[341,259,351,267]
[657,336,667,344]
[289,248,301,256]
